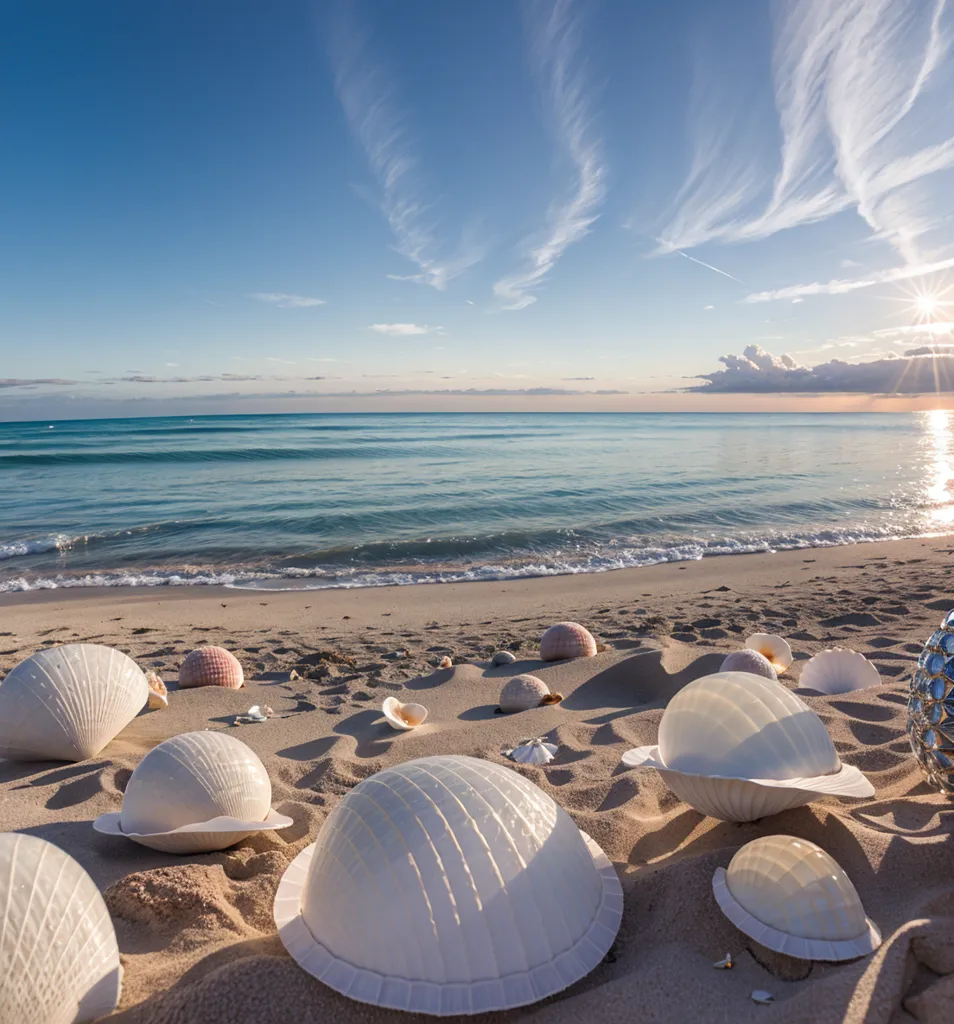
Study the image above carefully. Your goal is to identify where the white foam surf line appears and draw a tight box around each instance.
[1,525,950,593]
[0,533,82,561]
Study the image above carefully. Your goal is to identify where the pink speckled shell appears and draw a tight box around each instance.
[178,647,244,689]
[540,622,597,662]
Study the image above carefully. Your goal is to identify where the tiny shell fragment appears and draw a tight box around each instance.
[712,954,733,969]
[751,990,775,1005]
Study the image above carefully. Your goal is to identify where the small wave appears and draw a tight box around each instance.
[1,523,948,593]
[0,533,82,561]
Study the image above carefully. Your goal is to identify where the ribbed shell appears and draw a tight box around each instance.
[0,644,148,762]
[499,674,551,712]
[662,771,815,821]
[744,634,793,672]
[508,739,558,765]
[0,833,122,1024]
[540,623,597,662]
[119,731,272,850]
[658,671,840,780]
[799,649,881,694]
[178,647,244,689]
[275,755,623,1014]
[720,649,778,681]
[725,836,868,941]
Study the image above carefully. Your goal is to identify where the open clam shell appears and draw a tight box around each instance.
[798,649,880,694]
[382,696,428,730]
[0,643,149,762]
[0,833,123,1023]
[744,633,793,673]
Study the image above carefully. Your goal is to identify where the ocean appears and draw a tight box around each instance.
[0,411,950,593]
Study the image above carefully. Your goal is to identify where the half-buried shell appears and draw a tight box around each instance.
[382,697,429,730]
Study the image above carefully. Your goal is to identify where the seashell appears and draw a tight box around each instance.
[0,643,149,761]
[720,649,777,681]
[751,990,775,1005]
[0,832,122,1023]
[713,835,881,961]
[178,646,244,689]
[620,671,874,821]
[93,731,292,853]
[235,704,273,724]
[744,633,793,673]
[145,670,168,709]
[382,696,428,730]
[505,737,558,765]
[712,953,733,969]
[798,648,880,694]
[438,656,453,669]
[499,673,560,712]
[540,622,597,661]
[273,754,623,1014]
[491,650,517,666]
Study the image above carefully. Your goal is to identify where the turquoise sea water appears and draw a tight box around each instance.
[0,411,951,593]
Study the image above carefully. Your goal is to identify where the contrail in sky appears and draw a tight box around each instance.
[677,250,745,284]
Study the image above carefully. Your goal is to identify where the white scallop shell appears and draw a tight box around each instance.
[712,835,881,961]
[499,674,552,712]
[620,672,874,821]
[506,738,558,765]
[0,832,122,1023]
[798,649,881,694]
[539,622,597,661]
[720,649,777,680]
[744,633,793,673]
[0,644,149,762]
[273,755,623,1015]
[93,731,292,853]
[382,697,428,730]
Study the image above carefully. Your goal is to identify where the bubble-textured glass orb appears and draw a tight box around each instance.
[908,609,954,794]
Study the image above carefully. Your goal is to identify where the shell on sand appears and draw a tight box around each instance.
[382,696,428,730]
[799,649,880,694]
[93,731,292,854]
[178,646,244,689]
[621,671,874,821]
[499,674,560,712]
[744,633,793,673]
[491,651,517,666]
[506,738,558,765]
[713,835,881,961]
[273,755,622,1014]
[721,648,777,680]
[540,622,597,661]
[145,670,168,708]
[0,832,123,1023]
[0,643,149,762]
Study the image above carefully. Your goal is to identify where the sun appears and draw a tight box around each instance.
[917,294,939,317]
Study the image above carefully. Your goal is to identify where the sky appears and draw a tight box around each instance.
[4,0,954,419]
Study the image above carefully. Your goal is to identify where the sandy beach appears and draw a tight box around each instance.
[3,536,954,1023]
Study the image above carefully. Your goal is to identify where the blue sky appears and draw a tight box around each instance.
[4,0,954,419]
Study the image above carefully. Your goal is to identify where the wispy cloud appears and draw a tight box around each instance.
[0,378,77,389]
[330,5,481,289]
[493,0,605,311]
[743,255,954,303]
[657,0,954,263]
[368,322,441,336]
[251,292,326,308]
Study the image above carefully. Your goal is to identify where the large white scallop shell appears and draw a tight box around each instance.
[539,622,597,661]
[273,755,622,1015]
[499,674,557,712]
[93,731,292,853]
[745,633,793,673]
[712,835,881,961]
[382,696,428,730]
[798,649,881,695]
[0,643,149,762]
[0,832,123,1023]
[620,671,873,821]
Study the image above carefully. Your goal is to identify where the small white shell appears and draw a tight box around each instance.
[540,622,597,661]
[798,649,881,694]
[0,643,149,761]
[713,835,881,961]
[745,633,793,673]
[0,832,123,1023]
[491,651,517,666]
[499,674,552,712]
[720,649,777,680]
[145,670,168,709]
[93,731,292,853]
[382,696,428,730]
[506,738,558,765]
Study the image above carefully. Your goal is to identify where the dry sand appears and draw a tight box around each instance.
[2,537,954,1023]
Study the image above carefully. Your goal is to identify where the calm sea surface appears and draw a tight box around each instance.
[0,412,951,593]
